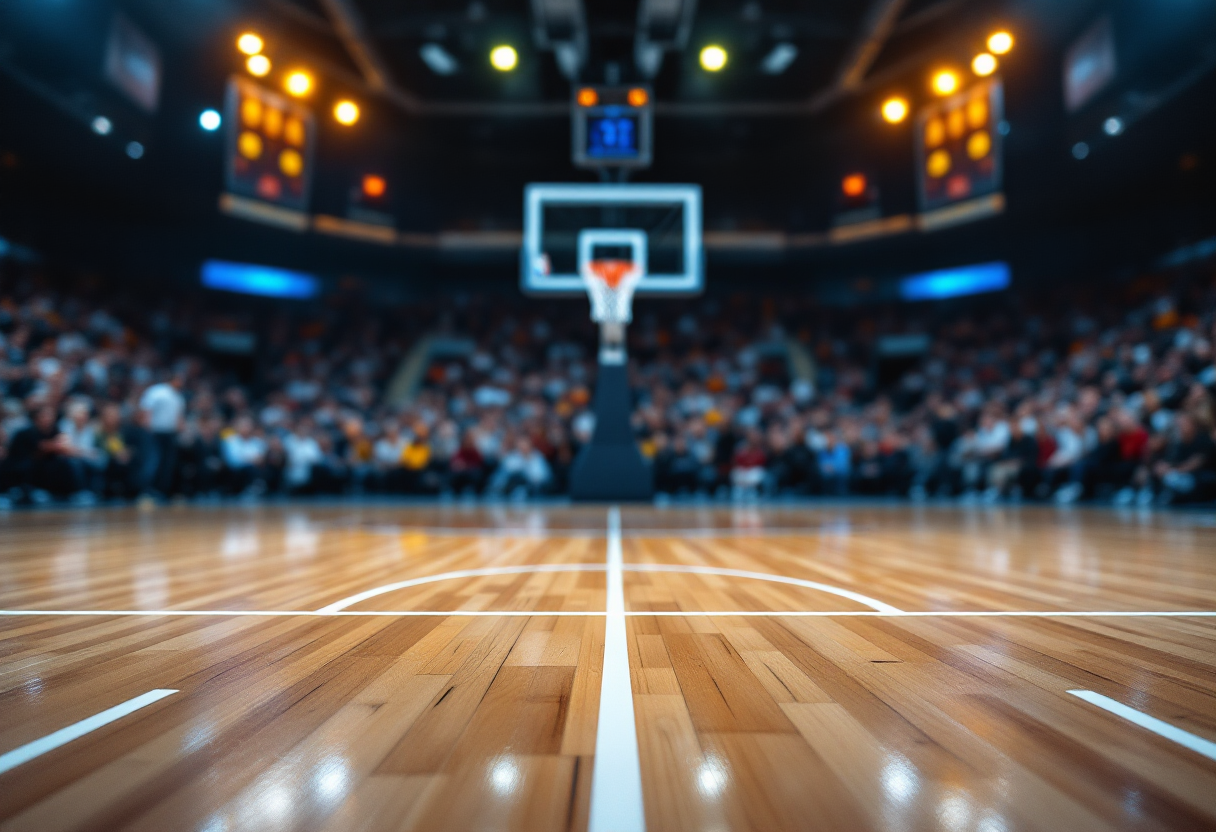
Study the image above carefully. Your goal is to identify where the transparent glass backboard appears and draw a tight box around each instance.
[521,183,703,295]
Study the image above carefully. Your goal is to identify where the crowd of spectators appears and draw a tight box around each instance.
[1,265,1214,508]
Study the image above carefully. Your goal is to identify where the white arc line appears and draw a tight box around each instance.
[317,563,606,613]
[623,563,902,613]
[1067,690,1216,761]
[589,507,647,832]
[0,689,178,775]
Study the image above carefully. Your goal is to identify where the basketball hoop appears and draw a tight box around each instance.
[576,228,648,365]
[582,258,644,324]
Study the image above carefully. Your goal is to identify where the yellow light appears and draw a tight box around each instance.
[931,69,959,96]
[279,148,303,177]
[240,97,262,128]
[627,87,649,107]
[334,100,360,125]
[284,117,305,147]
[988,31,1013,55]
[700,45,728,72]
[237,33,264,56]
[238,131,263,160]
[881,96,908,124]
[926,148,951,178]
[972,52,997,76]
[246,54,271,77]
[967,130,991,160]
[577,88,598,107]
[285,71,312,97]
[490,45,518,71]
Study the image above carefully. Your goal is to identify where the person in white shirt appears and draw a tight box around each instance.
[284,423,324,493]
[488,436,552,496]
[222,415,267,494]
[139,373,185,497]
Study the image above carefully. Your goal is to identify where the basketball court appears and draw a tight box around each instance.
[2,505,1215,830]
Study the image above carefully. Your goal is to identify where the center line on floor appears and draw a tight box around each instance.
[588,506,647,832]
[1067,690,1216,761]
[0,688,178,775]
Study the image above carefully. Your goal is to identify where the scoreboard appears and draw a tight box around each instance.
[224,77,316,212]
[915,78,1004,212]
[572,86,653,170]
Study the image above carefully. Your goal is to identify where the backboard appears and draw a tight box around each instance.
[521,183,703,295]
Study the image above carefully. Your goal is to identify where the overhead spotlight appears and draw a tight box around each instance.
[1103,116,1124,136]
[91,115,113,135]
[284,71,312,97]
[199,109,222,131]
[627,87,649,107]
[931,69,959,96]
[237,32,264,56]
[972,53,997,76]
[419,43,458,75]
[362,174,387,199]
[490,45,518,72]
[700,45,728,72]
[881,97,908,124]
[987,31,1014,55]
[246,54,271,77]
[334,100,360,125]
[126,141,144,159]
[841,173,867,198]
[577,87,598,107]
[761,43,798,75]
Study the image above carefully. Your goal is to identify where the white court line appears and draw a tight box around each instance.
[624,563,903,613]
[1068,690,1216,761]
[0,688,177,775]
[319,562,897,615]
[1,609,1215,618]
[589,507,647,832]
[316,564,607,613]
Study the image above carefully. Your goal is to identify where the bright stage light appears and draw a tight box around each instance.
[628,87,649,107]
[577,88,598,107]
[334,100,360,125]
[285,71,312,97]
[972,53,997,76]
[237,33,264,56]
[490,45,518,71]
[881,97,908,123]
[1103,116,1124,136]
[246,54,271,77]
[931,70,959,96]
[700,45,728,72]
[841,174,867,198]
[362,175,387,198]
[91,116,112,135]
[199,109,222,131]
[987,31,1013,55]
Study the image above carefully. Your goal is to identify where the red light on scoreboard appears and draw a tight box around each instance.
[841,173,867,198]
[362,175,386,199]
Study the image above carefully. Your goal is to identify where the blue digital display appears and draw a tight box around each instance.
[201,259,319,299]
[900,261,1010,301]
[586,114,640,158]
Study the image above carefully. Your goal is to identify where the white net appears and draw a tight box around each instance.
[581,260,644,324]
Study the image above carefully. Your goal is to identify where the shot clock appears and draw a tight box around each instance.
[571,86,653,170]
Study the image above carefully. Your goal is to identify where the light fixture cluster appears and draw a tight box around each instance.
[879,29,1014,125]
[220,31,362,129]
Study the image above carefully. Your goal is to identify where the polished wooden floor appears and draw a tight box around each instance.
[1,504,1215,831]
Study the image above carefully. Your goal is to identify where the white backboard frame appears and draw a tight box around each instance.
[521,183,703,295]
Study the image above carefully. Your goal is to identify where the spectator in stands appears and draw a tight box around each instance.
[139,371,186,499]
[222,415,267,495]
[488,436,551,497]
[6,405,89,502]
